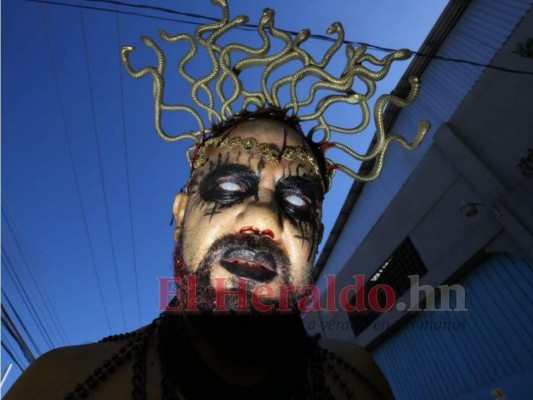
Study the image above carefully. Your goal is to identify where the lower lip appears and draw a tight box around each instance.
[219,259,277,283]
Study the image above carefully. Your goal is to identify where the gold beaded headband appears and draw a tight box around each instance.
[121,0,430,192]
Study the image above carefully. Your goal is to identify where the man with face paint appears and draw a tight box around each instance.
[162,113,391,398]
[173,115,325,312]
[6,1,431,397]
[5,113,395,400]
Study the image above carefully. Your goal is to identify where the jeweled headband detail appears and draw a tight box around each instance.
[121,0,430,192]
[193,136,321,176]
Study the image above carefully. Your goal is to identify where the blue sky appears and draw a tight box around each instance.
[1,0,447,391]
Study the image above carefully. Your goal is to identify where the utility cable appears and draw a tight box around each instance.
[1,229,62,348]
[27,0,533,77]
[77,0,128,330]
[115,5,143,326]
[2,249,55,350]
[1,305,36,364]
[2,289,43,356]
[39,0,113,334]
[1,196,70,346]
[1,339,26,372]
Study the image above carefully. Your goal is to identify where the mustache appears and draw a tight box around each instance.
[203,234,291,273]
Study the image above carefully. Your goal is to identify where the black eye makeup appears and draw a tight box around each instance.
[276,176,321,222]
[199,164,259,206]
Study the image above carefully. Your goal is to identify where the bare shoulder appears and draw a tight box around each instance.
[319,338,395,400]
[4,341,121,400]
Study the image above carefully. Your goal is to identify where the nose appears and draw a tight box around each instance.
[234,189,282,240]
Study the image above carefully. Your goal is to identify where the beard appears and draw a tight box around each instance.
[167,234,314,386]
[172,234,313,314]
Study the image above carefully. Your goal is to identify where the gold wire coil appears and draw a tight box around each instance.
[121,0,430,189]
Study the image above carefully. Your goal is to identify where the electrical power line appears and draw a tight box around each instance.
[2,338,26,372]
[2,290,43,356]
[1,222,63,348]
[1,194,70,346]
[1,304,36,365]
[115,4,143,326]
[40,1,113,334]
[2,248,56,350]
[29,0,203,26]
[28,0,533,77]
[77,0,128,331]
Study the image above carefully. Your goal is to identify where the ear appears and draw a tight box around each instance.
[173,192,189,242]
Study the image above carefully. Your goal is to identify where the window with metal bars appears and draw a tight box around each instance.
[348,237,428,336]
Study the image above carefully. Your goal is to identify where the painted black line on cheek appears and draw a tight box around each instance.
[308,228,315,261]
[194,180,215,211]
[294,219,310,248]
[294,234,310,244]
[204,203,222,222]
[189,194,205,214]
[189,165,213,204]
[294,231,309,247]
[236,151,241,163]
[290,219,316,261]
[288,207,320,261]
[307,211,322,261]
[277,203,284,228]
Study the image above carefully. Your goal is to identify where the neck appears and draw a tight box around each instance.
[183,312,309,385]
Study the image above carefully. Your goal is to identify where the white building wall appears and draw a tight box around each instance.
[316,0,533,295]
[371,253,533,400]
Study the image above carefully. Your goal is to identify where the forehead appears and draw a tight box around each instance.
[192,119,322,177]
[225,119,309,149]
